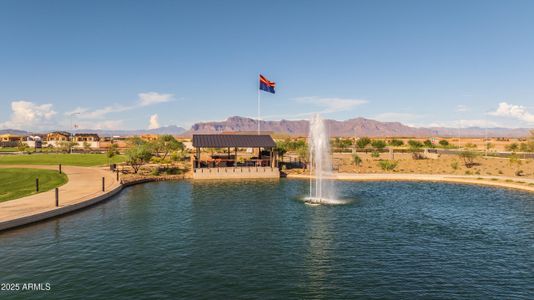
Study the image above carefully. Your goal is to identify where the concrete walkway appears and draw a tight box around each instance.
[0,165,122,231]
[289,173,534,193]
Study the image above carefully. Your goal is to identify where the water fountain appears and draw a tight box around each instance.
[305,113,337,205]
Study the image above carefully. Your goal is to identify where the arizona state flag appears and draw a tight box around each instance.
[259,74,276,94]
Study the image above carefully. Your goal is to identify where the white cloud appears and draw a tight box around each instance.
[456,104,470,112]
[138,92,173,107]
[294,96,367,114]
[66,105,129,120]
[148,114,160,129]
[488,102,534,123]
[1,100,57,129]
[65,92,174,120]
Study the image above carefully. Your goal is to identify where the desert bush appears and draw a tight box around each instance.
[331,138,353,151]
[515,170,525,176]
[408,140,424,159]
[506,143,519,152]
[509,153,522,166]
[458,150,478,168]
[379,160,398,171]
[388,139,404,147]
[352,154,362,166]
[371,151,380,158]
[451,161,459,170]
[464,143,477,149]
[439,140,449,147]
[371,139,387,151]
[356,137,371,149]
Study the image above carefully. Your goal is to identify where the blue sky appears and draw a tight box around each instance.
[1,0,534,131]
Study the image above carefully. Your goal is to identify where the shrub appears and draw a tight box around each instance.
[439,140,449,147]
[371,151,380,158]
[515,170,525,176]
[464,143,477,149]
[506,143,519,152]
[408,140,424,159]
[356,137,371,149]
[352,154,362,166]
[509,153,522,166]
[371,139,387,150]
[458,150,478,168]
[451,161,459,170]
[379,160,398,171]
[423,139,433,148]
[388,139,404,147]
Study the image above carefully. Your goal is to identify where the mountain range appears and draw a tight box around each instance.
[183,116,531,138]
[1,117,531,138]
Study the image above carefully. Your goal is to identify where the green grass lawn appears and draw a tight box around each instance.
[0,147,18,152]
[0,168,68,202]
[0,153,126,167]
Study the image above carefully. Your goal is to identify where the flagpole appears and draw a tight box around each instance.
[257,83,261,135]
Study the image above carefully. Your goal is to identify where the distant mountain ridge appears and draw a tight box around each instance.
[1,117,531,138]
[184,116,532,138]
[0,125,186,137]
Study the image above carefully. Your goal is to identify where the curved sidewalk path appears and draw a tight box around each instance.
[0,165,121,231]
[288,173,534,193]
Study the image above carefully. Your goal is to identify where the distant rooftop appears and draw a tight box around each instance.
[192,134,276,148]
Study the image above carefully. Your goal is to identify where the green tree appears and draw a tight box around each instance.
[506,143,519,152]
[458,150,478,168]
[17,142,29,153]
[83,141,91,152]
[371,139,387,151]
[275,140,288,161]
[407,140,424,159]
[388,139,404,147]
[153,135,184,160]
[296,144,308,163]
[106,143,119,165]
[356,137,371,149]
[125,143,153,173]
[423,139,434,148]
[332,138,352,151]
[439,140,449,147]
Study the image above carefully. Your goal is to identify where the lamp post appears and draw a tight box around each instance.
[69,112,80,153]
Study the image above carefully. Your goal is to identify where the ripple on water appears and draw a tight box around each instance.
[0,180,533,299]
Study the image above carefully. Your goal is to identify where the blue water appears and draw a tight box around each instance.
[0,180,533,299]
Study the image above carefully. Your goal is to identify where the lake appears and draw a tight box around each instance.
[1,180,533,299]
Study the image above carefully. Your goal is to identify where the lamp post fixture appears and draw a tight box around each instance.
[70,112,80,153]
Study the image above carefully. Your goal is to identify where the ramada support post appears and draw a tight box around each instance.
[196,147,200,169]
[234,147,238,167]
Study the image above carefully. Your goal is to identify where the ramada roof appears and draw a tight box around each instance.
[192,134,276,148]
